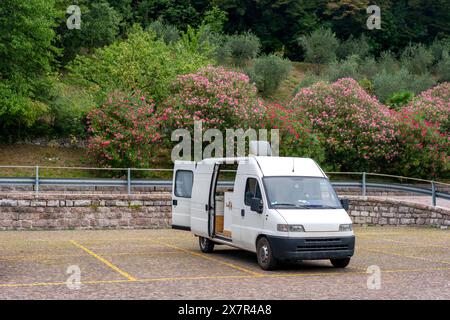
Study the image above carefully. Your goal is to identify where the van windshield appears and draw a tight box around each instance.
[263,176,342,209]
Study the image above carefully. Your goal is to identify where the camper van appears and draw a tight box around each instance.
[171,155,355,270]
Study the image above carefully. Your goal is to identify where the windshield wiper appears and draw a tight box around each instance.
[308,204,340,209]
[272,203,312,208]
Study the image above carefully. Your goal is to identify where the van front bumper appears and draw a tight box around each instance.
[266,235,355,261]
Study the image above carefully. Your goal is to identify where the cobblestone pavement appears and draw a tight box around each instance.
[0,227,449,299]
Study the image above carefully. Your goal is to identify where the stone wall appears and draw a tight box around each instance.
[0,192,449,230]
[0,192,171,230]
[344,196,450,227]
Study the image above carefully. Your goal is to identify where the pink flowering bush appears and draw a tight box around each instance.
[160,66,266,140]
[393,111,449,178]
[87,92,162,168]
[288,78,400,172]
[266,103,325,163]
[403,83,450,134]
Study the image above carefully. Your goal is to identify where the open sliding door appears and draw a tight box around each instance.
[190,162,219,237]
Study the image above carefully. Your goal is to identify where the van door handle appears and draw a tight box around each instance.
[241,209,245,217]
[173,200,178,206]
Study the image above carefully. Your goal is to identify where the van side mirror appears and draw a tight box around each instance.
[340,199,350,211]
[250,198,264,214]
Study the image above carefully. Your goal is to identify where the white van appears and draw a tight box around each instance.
[171,156,355,270]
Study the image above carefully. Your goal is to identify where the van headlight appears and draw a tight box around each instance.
[339,224,353,232]
[277,224,305,232]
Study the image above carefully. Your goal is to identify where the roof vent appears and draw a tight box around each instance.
[249,141,272,156]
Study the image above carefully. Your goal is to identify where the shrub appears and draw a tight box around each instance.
[404,83,450,134]
[386,91,414,110]
[337,34,371,60]
[429,37,450,63]
[358,57,378,79]
[293,73,328,94]
[401,43,434,75]
[358,78,375,95]
[299,28,339,73]
[67,25,212,103]
[248,54,292,97]
[326,55,361,82]
[393,112,449,178]
[265,103,325,162]
[377,51,400,73]
[434,51,450,82]
[373,68,436,102]
[86,91,162,168]
[148,18,180,44]
[217,32,261,67]
[161,66,266,139]
[288,78,400,172]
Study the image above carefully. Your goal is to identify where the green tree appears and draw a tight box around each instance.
[0,0,58,137]
[299,28,340,73]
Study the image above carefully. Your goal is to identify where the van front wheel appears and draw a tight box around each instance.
[199,237,215,253]
[330,258,351,268]
[256,237,278,270]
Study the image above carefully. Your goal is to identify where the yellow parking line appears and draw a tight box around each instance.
[69,240,137,281]
[1,266,449,289]
[156,241,263,277]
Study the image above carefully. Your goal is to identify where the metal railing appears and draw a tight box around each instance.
[0,166,449,206]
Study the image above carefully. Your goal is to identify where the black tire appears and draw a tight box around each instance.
[330,257,351,268]
[256,237,278,270]
[199,236,215,253]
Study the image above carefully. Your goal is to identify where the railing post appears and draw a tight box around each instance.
[362,172,367,197]
[127,168,131,195]
[431,181,436,207]
[35,166,39,194]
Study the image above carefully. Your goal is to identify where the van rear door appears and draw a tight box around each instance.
[172,162,195,230]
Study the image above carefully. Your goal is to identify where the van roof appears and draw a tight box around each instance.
[196,156,326,178]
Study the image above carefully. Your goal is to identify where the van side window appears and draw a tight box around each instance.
[244,178,262,206]
[174,170,194,198]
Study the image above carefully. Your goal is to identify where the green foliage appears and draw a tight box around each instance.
[217,33,261,67]
[47,81,96,137]
[247,55,292,97]
[434,51,450,82]
[148,18,180,44]
[299,28,339,70]
[294,73,328,94]
[326,55,361,82]
[337,34,371,60]
[377,51,400,72]
[386,91,414,110]
[67,25,212,103]
[0,0,58,135]
[373,69,436,103]
[58,0,122,63]
[202,6,228,33]
[401,43,434,75]
[429,37,450,62]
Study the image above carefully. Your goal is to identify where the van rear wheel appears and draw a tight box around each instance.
[330,257,351,268]
[199,237,215,253]
[256,237,278,270]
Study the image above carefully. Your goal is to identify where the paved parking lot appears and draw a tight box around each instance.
[0,227,449,299]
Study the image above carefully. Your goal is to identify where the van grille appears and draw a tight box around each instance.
[296,239,349,252]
